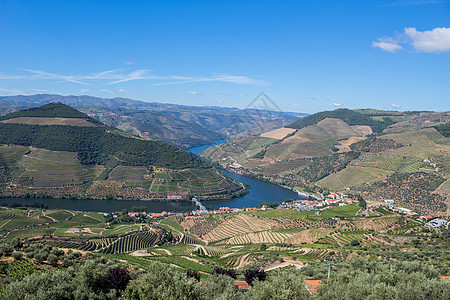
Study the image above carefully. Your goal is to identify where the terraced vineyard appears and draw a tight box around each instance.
[33,229,161,254]
[202,215,277,242]
[215,230,292,245]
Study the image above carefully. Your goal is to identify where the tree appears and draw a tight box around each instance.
[107,267,131,290]
[260,244,268,251]
[213,267,236,279]
[246,270,310,300]
[244,268,267,286]
[124,263,201,300]
[186,270,201,282]
[351,240,360,247]
[47,253,58,266]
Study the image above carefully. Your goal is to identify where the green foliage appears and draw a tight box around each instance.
[246,270,310,300]
[298,151,361,182]
[363,172,447,213]
[434,122,450,137]
[0,102,101,123]
[287,108,395,134]
[0,122,208,169]
[124,263,202,300]
[350,137,402,153]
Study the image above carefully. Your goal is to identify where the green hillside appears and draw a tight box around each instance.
[286,108,395,134]
[0,104,244,200]
[202,109,450,215]
[0,102,101,124]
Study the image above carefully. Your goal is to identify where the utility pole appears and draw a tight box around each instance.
[328,264,333,281]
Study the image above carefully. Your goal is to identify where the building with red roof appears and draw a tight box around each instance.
[233,281,249,291]
[305,280,321,294]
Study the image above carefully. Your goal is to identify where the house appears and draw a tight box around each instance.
[397,207,412,214]
[426,218,447,228]
[305,280,321,294]
[384,199,395,204]
[233,281,249,291]
[67,228,81,233]
[419,215,434,222]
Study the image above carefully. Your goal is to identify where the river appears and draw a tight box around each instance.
[0,140,306,212]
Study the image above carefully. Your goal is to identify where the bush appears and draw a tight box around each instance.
[12,251,23,260]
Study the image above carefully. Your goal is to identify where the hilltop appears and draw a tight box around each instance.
[202,108,450,215]
[0,103,246,201]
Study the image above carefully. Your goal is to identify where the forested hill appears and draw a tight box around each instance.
[286,108,395,134]
[0,102,100,123]
[0,104,208,169]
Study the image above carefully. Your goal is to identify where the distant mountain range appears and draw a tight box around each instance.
[0,94,307,148]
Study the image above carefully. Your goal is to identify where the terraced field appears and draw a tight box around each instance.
[353,216,399,231]
[35,229,160,254]
[17,148,104,187]
[317,166,393,191]
[216,230,292,245]
[202,215,277,242]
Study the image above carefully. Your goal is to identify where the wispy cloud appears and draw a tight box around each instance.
[100,89,116,94]
[332,103,342,107]
[1,69,270,88]
[22,69,88,85]
[390,103,401,108]
[154,74,269,86]
[125,61,135,65]
[105,70,153,85]
[372,39,403,52]
[116,88,128,93]
[0,88,26,95]
[186,91,199,95]
[373,27,450,53]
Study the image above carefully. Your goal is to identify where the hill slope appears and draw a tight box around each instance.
[202,109,450,214]
[0,103,245,201]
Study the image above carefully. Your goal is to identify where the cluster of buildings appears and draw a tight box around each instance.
[281,192,355,211]
[383,199,415,215]
[418,215,448,228]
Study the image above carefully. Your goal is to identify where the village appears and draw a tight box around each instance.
[97,191,448,231]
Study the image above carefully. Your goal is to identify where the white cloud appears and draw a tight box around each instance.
[125,61,135,65]
[186,91,198,95]
[0,88,25,95]
[80,89,90,93]
[2,68,270,88]
[100,89,115,94]
[116,88,128,93]
[390,103,401,108]
[405,27,450,52]
[217,100,223,103]
[154,74,269,86]
[372,40,403,52]
[22,69,88,85]
[332,103,342,107]
[373,27,450,53]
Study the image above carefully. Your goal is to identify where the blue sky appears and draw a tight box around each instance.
[0,0,449,113]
